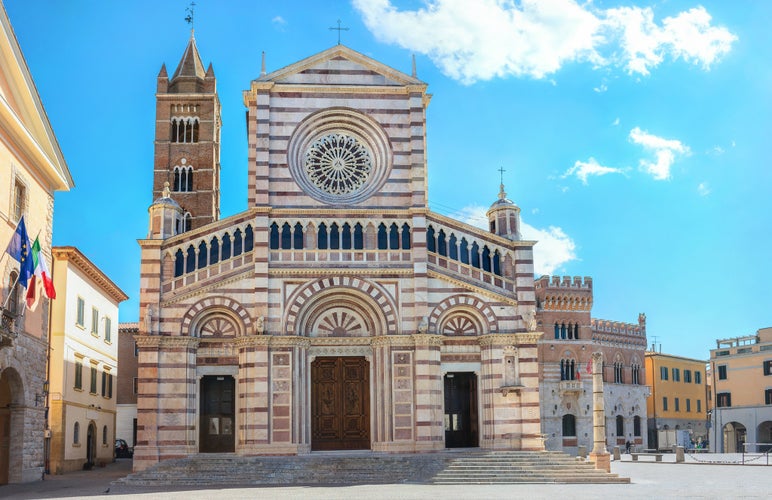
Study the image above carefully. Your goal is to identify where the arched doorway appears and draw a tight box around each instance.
[723,422,746,453]
[86,422,97,467]
[757,421,772,452]
[0,368,23,484]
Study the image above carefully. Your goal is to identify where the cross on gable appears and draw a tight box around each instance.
[329,19,349,45]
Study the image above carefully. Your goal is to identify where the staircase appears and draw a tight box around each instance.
[114,451,628,488]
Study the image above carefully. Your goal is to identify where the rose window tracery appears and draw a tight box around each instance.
[441,314,479,336]
[198,316,237,338]
[305,133,372,195]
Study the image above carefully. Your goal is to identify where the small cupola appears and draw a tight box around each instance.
[486,182,521,241]
[148,182,184,239]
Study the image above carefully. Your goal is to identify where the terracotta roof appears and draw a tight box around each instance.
[52,246,128,303]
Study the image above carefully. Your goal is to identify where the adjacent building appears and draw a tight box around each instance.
[535,276,649,454]
[116,323,139,448]
[0,2,74,484]
[644,352,708,449]
[134,38,544,471]
[709,327,772,452]
[48,247,127,473]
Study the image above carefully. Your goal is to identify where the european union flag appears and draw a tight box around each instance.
[5,216,34,288]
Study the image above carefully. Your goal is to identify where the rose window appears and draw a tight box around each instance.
[304,133,372,196]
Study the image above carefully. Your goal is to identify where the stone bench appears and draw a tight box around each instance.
[631,452,663,462]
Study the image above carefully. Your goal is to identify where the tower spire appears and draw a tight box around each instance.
[261,51,266,77]
[411,54,417,78]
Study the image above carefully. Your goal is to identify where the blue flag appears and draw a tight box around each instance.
[5,216,34,288]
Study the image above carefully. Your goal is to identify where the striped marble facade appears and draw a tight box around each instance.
[135,44,543,472]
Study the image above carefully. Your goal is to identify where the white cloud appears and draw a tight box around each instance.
[352,0,736,83]
[629,127,690,180]
[698,182,711,196]
[451,205,577,276]
[562,157,624,184]
[708,145,725,155]
[612,117,620,126]
[272,16,287,29]
[594,83,608,93]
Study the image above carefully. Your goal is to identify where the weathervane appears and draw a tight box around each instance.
[329,19,349,45]
[185,1,196,29]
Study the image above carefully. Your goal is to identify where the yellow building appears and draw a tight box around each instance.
[645,352,708,448]
[0,1,73,484]
[709,327,772,453]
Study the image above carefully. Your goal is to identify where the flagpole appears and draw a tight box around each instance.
[2,271,21,309]
[0,217,24,309]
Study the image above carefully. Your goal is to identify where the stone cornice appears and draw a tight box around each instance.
[134,335,199,348]
[270,267,412,277]
[161,270,252,306]
[234,335,271,348]
[412,334,444,346]
[426,269,517,305]
[371,335,417,348]
[269,208,416,217]
[270,336,311,348]
[52,246,129,303]
[310,337,371,347]
[478,332,542,347]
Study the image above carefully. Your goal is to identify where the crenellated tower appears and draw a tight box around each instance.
[152,31,221,231]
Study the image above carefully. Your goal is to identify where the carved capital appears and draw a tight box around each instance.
[478,332,541,347]
[234,335,272,348]
[411,334,444,347]
[269,336,311,349]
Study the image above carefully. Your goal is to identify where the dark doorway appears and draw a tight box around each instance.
[200,375,235,453]
[444,372,478,448]
[86,423,96,466]
[311,357,370,451]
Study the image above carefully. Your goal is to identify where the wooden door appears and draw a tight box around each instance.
[311,357,370,451]
[444,372,479,448]
[200,376,235,453]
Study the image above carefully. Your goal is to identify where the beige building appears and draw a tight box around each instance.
[48,247,127,473]
[134,39,544,471]
[0,1,73,484]
[709,327,772,452]
[535,276,648,453]
[644,352,708,448]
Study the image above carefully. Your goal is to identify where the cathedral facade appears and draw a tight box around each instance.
[135,38,543,471]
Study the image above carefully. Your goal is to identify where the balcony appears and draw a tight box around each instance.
[0,307,18,348]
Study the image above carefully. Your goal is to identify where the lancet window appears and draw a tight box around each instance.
[560,359,577,381]
[170,116,199,143]
[173,166,193,192]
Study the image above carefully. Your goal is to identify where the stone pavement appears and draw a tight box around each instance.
[0,454,769,499]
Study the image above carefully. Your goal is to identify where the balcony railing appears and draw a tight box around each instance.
[559,380,583,394]
[0,307,18,348]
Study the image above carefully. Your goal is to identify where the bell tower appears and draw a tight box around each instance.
[152,32,221,231]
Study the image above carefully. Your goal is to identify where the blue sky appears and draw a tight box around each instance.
[5,1,769,360]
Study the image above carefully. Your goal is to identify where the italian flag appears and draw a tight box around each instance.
[25,237,56,310]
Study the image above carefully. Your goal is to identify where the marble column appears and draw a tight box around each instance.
[589,351,610,472]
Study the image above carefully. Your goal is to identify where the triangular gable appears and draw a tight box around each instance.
[0,4,73,191]
[259,45,425,88]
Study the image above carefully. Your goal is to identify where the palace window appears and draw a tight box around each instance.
[560,359,576,381]
[7,271,21,315]
[614,362,624,384]
[101,371,113,398]
[73,422,80,445]
[76,297,85,328]
[616,415,624,436]
[12,179,26,222]
[562,414,576,437]
[695,371,702,384]
[91,308,99,336]
[662,397,668,411]
[633,416,641,436]
[631,364,641,385]
[697,399,702,412]
[766,389,772,405]
[660,366,668,381]
[684,370,692,383]
[103,425,108,445]
[716,392,731,407]
[764,360,772,376]
[718,365,727,380]
[74,359,83,390]
[105,317,112,343]
[686,398,691,412]
[672,368,680,382]
[675,397,680,412]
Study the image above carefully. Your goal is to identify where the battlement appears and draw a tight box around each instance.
[535,275,593,290]
[591,317,646,337]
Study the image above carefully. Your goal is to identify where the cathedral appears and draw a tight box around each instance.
[135,35,544,471]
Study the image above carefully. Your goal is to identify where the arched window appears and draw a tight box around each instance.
[482,246,491,272]
[185,245,196,273]
[173,166,193,192]
[269,223,279,249]
[174,249,184,277]
[329,223,340,250]
[448,234,458,260]
[183,212,192,232]
[197,241,207,269]
[7,271,21,315]
[244,225,254,252]
[493,250,501,275]
[401,223,411,249]
[317,223,328,249]
[281,223,292,249]
[616,415,624,437]
[389,223,399,249]
[353,223,364,250]
[562,414,576,437]
[341,223,352,249]
[437,230,447,256]
[471,242,480,268]
[209,237,219,265]
[233,229,243,256]
[377,224,387,250]
[73,422,80,444]
[561,323,567,339]
[554,323,560,340]
[574,323,580,339]
[221,233,231,260]
[192,118,199,142]
[633,416,641,436]
[459,238,469,264]
[102,425,108,445]
[293,223,304,250]
[561,359,576,380]
[426,226,436,253]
